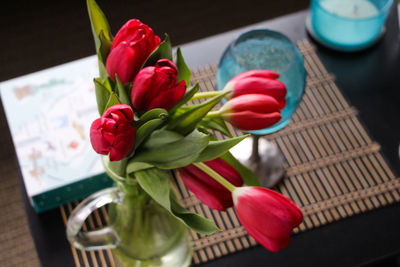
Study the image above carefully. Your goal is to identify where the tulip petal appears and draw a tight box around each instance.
[233,187,301,240]
[179,168,232,211]
[111,19,143,50]
[103,104,134,122]
[230,70,280,82]
[109,125,136,161]
[233,77,287,101]
[235,197,293,240]
[228,94,281,113]
[90,118,111,155]
[261,188,303,227]
[178,158,243,211]
[148,80,186,111]
[181,164,227,192]
[204,158,243,187]
[106,42,140,83]
[107,19,160,83]
[131,67,156,110]
[111,19,160,53]
[238,214,290,252]
[226,110,282,131]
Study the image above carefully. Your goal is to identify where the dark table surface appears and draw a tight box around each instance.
[6,5,400,267]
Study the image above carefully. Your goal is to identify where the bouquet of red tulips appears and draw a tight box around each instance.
[87,0,302,252]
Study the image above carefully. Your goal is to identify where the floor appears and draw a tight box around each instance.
[0,1,309,266]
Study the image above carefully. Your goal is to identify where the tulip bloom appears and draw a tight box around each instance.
[106,19,161,84]
[131,59,186,111]
[219,94,282,131]
[90,104,136,161]
[233,186,303,252]
[178,158,243,211]
[226,70,287,109]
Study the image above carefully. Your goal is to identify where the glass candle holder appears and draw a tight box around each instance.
[216,29,306,135]
[310,0,393,51]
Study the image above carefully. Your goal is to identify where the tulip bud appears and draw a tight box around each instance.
[90,104,136,161]
[131,59,186,111]
[178,158,243,211]
[219,94,282,131]
[225,70,287,104]
[106,19,161,84]
[233,186,303,252]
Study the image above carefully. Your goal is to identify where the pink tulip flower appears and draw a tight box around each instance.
[226,70,287,108]
[219,94,283,131]
[131,59,186,111]
[90,104,136,161]
[233,186,303,252]
[106,19,161,84]
[178,158,243,211]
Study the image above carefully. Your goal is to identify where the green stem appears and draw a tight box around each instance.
[193,162,236,192]
[205,110,222,119]
[191,91,223,100]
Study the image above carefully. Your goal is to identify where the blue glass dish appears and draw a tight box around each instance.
[310,0,393,51]
[216,29,306,135]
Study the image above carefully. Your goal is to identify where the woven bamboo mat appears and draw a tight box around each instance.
[60,40,400,266]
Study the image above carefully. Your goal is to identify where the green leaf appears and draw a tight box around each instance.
[198,117,233,137]
[126,161,154,173]
[139,108,168,123]
[94,78,111,115]
[135,168,171,211]
[168,83,199,115]
[98,30,112,61]
[195,134,249,162]
[132,129,209,169]
[107,158,128,177]
[174,47,191,87]
[170,195,220,234]
[135,168,219,234]
[142,34,172,67]
[134,118,166,149]
[142,129,184,149]
[87,0,112,54]
[104,92,121,111]
[220,151,261,186]
[97,60,108,82]
[115,75,131,105]
[168,91,229,135]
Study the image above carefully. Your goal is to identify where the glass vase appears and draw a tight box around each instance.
[216,29,306,135]
[66,158,192,267]
[217,29,306,187]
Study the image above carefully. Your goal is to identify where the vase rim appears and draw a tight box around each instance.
[101,155,136,185]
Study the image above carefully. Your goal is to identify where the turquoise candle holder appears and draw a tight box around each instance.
[310,0,393,51]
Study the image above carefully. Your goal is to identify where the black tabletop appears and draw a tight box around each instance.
[4,4,400,267]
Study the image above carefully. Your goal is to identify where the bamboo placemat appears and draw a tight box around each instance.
[60,40,400,266]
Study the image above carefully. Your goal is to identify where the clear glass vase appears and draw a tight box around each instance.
[66,158,192,267]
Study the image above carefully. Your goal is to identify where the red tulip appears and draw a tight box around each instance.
[233,186,303,252]
[90,104,136,161]
[106,19,161,84]
[131,59,186,111]
[225,70,287,109]
[219,94,282,131]
[178,158,243,211]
